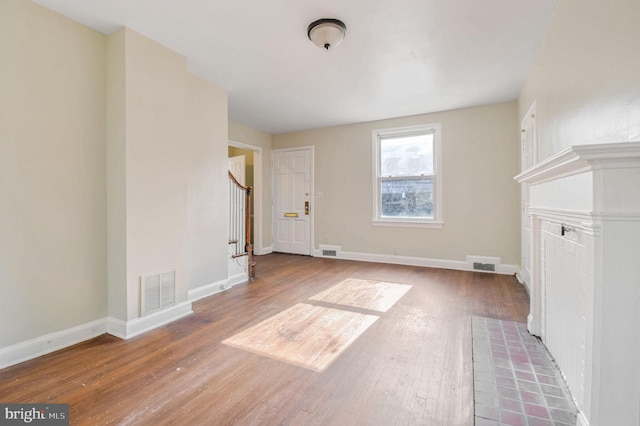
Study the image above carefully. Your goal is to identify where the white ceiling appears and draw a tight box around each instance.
[33,0,557,134]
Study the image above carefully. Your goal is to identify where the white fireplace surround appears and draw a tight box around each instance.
[515,142,640,426]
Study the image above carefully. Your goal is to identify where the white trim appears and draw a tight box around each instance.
[521,101,538,166]
[107,301,193,340]
[188,278,231,302]
[371,219,444,229]
[228,272,248,287]
[372,123,443,227]
[527,314,536,336]
[106,317,127,339]
[254,246,273,255]
[0,319,107,370]
[514,141,640,185]
[515,272,528,289]
[312,249,519,275]
[188,275,249,303]
[528,207,640,229]
[528,207,594,223]
[520,101,537,304]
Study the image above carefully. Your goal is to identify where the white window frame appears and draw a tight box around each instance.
[372,123,443,228]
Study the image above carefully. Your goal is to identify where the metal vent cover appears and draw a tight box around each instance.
[141,270,176,316]
[473,262,496,272]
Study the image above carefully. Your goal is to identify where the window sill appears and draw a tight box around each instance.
[371,219,444,229]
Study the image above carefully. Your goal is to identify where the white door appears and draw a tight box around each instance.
[520,103,537,288]
[272,148,312,255]
[228,155,246,186]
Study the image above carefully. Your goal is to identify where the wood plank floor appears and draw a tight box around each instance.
[0,254,529,425]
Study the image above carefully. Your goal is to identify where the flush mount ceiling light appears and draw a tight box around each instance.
[307,18,347,50]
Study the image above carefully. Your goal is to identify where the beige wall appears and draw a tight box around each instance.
[519,0,640,160]
[186,74,229,291]
[0,1,230,350]
[108,28,230,320]
[273,102,521,264]
[0,0,107,346]
[124,29,189,320]
[106,28,127,320]
[229,121,272,151]
[229,121,273,251]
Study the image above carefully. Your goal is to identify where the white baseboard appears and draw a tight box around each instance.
[254,246,272,255]
[1,302,196,370]
[188,278,231,302]
[527,314,542,337]
[188,275,248,303]
[0,319,106,370]
[106,317,127,340]
[515,273,532,295]
[495,264,519,275]
[228,272,248,287]
[107,301,193,340]
[312,249,520,276]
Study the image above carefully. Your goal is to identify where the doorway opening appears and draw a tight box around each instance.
[228,140,263,254]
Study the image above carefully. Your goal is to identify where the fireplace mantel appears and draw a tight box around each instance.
[514,142,640,426]
[515,141,640,185]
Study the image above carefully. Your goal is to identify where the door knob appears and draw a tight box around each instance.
[305,201,309,215]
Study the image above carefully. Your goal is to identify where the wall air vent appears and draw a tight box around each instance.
[141,270,176,316]
[319,244,341,258]
[473,262,496,272]
[467,255,501,273]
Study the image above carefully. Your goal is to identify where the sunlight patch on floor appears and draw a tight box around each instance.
[222,278,412,371]
[222,303,378,372]
[310,278,412,312]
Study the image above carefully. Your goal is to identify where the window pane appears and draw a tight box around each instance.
[381,134,433,177]
[381,178,433,218]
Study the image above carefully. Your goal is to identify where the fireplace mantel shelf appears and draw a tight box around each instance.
[514,141,640,185]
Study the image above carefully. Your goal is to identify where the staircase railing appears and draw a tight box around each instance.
[228,171,255,279]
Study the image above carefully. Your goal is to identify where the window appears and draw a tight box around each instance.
[372,124,442,228]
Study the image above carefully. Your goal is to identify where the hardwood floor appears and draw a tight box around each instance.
[0,254,529,425]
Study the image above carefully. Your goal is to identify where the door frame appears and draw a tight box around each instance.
[228,140,264,255]
[519,101,538,291]
[271,146,314,256]
[520,101,537,325]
